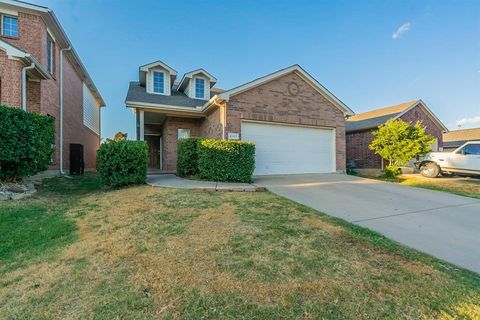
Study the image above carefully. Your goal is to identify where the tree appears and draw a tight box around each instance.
[105,132,128,144]
[369,119,434,174]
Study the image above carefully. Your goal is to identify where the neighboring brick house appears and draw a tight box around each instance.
[125,61,353,175]
[0,0,105,173]
[346,100,448,169]
[443,128,480,151]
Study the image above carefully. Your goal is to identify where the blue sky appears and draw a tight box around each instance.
[39,0,480,139]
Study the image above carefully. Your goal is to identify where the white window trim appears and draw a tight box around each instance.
[152,70,165,95]
[194,77,205,99]
[178,128,191,140]
[1,14,19,38]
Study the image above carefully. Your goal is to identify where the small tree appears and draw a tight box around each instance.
[369,119,434,176]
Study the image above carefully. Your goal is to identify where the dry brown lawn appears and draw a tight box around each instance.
[0,174,479,319]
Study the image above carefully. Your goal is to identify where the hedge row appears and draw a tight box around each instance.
[0,105,55,181]
[97,140,148,187]
[177,138,255,183]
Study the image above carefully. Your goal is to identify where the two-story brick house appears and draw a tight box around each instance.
[126,60,354,175]
[0,0,105,174]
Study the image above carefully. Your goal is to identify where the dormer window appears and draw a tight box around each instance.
[195,78,205,99]
[153,71,164,94]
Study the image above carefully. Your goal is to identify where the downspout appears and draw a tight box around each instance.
[21,63,35,111]
[59,46,72,175]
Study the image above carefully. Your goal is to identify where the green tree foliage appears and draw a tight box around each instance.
[0,105,55,181]
[369,119,435,175]
[96,140,147,187]
[105,132,128,144]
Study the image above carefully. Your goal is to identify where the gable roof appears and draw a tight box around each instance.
[1,0,105,106]
[0,39,51,80]
[139,60,178,75]
[443,128,480,148]
[346,100,448,132]
[177,68,217,91]
[218,64,354,115]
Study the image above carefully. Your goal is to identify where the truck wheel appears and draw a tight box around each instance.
[420,162,440,178]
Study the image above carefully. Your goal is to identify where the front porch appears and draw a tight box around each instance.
[135,109,210,172]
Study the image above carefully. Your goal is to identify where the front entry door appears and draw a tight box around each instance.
[145,135,160,169]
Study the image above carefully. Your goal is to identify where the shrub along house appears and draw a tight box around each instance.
[346,100,448,170]
[0,0,105,174]
[125,60,354,175]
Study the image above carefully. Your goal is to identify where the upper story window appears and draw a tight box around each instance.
[2,15,18,38]
[47,34,54,74]
[153,71,164,94]
[195,78,205,99]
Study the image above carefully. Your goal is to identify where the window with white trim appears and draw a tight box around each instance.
[2,15,18,38]
[178,128,191,140]
[153,71,164,94]
[195,78,205,99]
[47,34,54,74]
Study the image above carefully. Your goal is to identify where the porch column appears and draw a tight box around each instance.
[138,110,145,141]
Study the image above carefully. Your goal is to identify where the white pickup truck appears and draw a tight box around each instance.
[417,141,480,178]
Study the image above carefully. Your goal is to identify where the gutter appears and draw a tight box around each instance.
[59,46,72,175]
[21,63,35,111]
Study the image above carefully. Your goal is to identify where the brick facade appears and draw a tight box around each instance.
[0,8,100,172]
[226,71,346,170]
[161,117,201,171]
[148,71,348,172]
[346,105,444,169]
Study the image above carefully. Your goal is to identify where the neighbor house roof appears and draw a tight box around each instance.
[443,128,480,149]
[1,0,105,106]
[218,64,354,115]
[346,100,448,132]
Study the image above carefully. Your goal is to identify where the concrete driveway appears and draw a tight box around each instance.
[255,173,480,274]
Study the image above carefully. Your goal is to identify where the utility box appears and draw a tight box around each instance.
[70,144,84,175]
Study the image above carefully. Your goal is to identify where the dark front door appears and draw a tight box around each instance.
[145,135,160,169]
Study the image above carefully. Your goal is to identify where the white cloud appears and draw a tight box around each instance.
[392,22,412,39]
[455,116,480,129]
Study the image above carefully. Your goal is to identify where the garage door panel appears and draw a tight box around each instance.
[241,121,335,175]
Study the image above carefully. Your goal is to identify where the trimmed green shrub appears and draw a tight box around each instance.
[197,139,255,183]
[96,140,147,187]
[381,165,401,178]
[0,105,55,182]
[177,138,200,176]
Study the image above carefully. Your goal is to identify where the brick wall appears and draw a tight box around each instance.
[199,107,223,139]
[346,130,383,169]
[0,51,22,107]
[226,71,347,170]
[400,106,443,147]
[161,117,201,171]
[346,105,444,169]
[0,9,101,171]
[62,56,100,170]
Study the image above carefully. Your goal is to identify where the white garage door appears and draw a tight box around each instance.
[241,121,336,175]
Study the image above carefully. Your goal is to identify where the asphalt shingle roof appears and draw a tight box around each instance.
[125,82,210,109]
[442,128,480,148]
[346,100,418,132]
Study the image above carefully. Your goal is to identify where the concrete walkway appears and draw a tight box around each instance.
[255,173,480,274]
[147,174,259,192]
